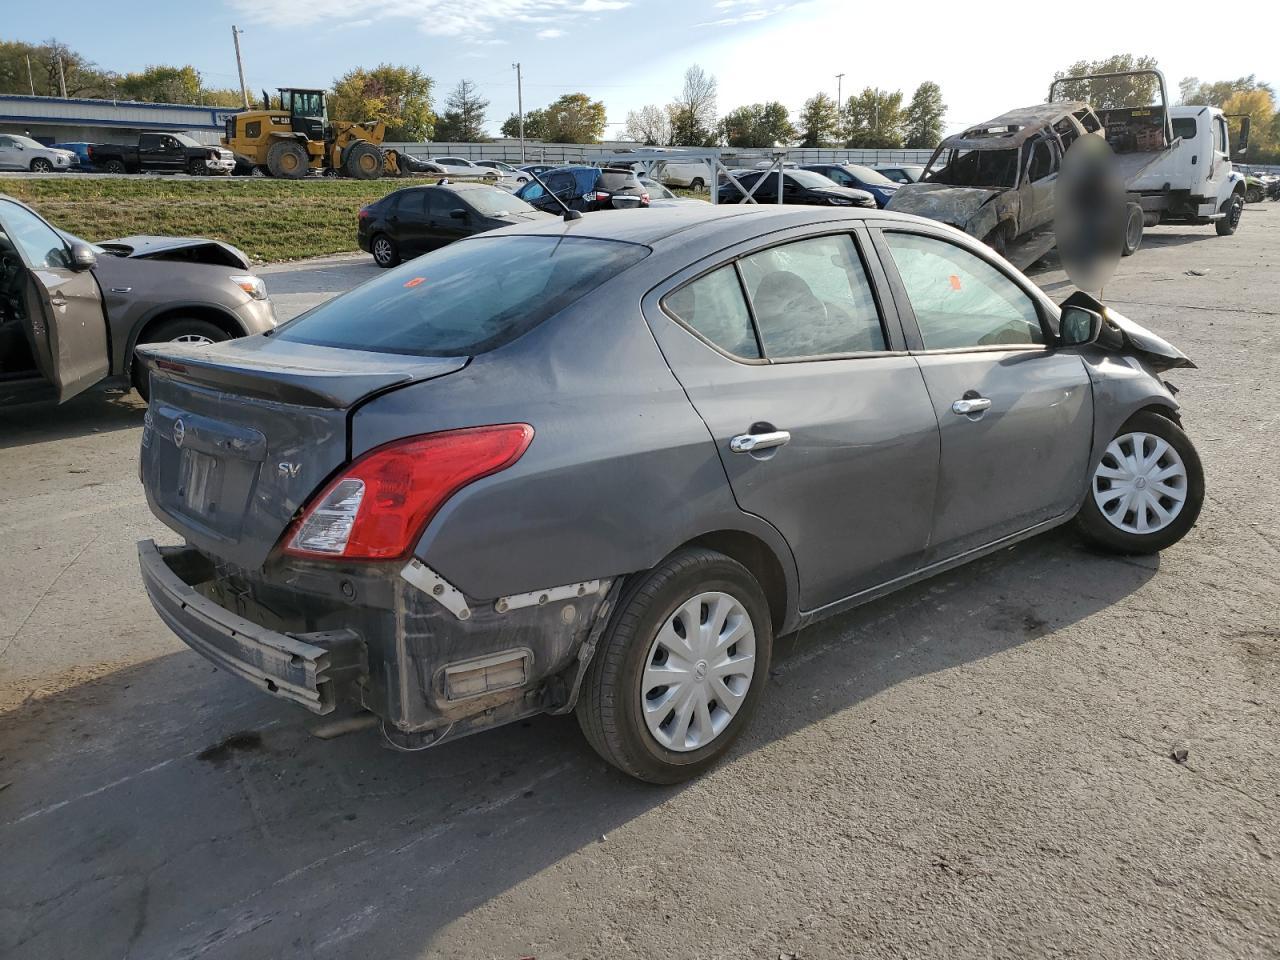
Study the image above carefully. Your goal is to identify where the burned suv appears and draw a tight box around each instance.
[887,102,1104,267]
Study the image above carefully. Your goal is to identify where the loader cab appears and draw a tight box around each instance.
[279,89,327,142]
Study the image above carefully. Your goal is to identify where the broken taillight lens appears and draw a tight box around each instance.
[283,424,534,561]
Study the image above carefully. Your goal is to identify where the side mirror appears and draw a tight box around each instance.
[69,242,97,272]
[449,208,468,220]
[1059,305,1102,347]
[1236,116,1251,155]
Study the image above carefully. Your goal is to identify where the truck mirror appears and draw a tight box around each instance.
[1236,117,1251,155]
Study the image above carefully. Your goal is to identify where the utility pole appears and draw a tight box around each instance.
[232,26,250,110]
[55,55,67,98]
[835,73,844,109]
[26,55,35,96]
[512,62,525,162]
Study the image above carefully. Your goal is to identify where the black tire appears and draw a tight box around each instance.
[30,158,53,173]
[344,141,384,180]
[576,547,774,784]
[1216,192,1244,236]
[267,139,309,179]
[1245,186,1263,204]
[1075,411,1204,555]
[131,319,231,399]
[370,233,400,268]
[186,158,206,176]
[1121,203,1143,257]
[689,178,704,192]
[102,159,127,175]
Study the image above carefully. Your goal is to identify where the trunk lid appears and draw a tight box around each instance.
[138,336,467,569]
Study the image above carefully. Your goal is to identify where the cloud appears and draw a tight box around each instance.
[700,0,801,25]
[537,27,567,37]
[230,0,628,42]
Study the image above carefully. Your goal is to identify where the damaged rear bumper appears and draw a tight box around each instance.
[137,539,366,714]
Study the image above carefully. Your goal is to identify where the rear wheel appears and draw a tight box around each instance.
[576,548,773,784]
[370,233,400,268]
[267,139,309,179]
[689,177,705,191]
[1121,203,1143,257]
[131,319,231,399]
[344,141,384,180]
[30,158,53,173]
[102,159,127,175]
[1075,411,1204,555]
[1216,192,1244,236]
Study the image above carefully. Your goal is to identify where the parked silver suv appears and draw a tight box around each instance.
[0,135,75,173]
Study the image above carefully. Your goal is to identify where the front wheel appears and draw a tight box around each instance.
[30,158,54,173]
[1216,193,1244,236]
[577,548,773,784]
[1075,411,1204,555]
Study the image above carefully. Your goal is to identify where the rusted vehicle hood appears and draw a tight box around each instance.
[885,183,1001,230]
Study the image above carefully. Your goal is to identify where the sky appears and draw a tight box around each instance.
[6,1,1277,138]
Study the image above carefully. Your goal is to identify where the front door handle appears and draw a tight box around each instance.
[730,431,791,454]
[951,397,992,415]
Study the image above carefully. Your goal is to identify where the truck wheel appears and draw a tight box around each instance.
[1075,411,1204,555]
[576,547,773,784]
[689,178,705,191]
[1216,193,1244,236]
[1121,203,1143,257]
[186,158,206,176]
[131,319,231,399]
[101,159,127,175]
[345,142,384,180]
[267,140,309,179]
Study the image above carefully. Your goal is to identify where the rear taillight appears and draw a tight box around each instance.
[283,424,534,561]
[358,207,370,219]
[595,191,611,202]
[641,193,650,205]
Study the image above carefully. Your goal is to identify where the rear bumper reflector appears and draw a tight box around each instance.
[137,539,366,714]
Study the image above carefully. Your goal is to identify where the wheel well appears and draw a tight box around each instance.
[1134,402,1182,426]
[687,530,788,632]
[128,307,243,370]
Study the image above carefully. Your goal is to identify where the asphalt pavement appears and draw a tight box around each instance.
[1,213,1277,960]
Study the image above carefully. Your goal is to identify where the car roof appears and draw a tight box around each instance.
[397,181,496,194]
[477,204,910,248]
[943,101,1091,150]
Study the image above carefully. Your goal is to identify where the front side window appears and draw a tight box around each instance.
[883,232,1044,349]
[739,235,886,357]
[664,266,760,359]
[276,236,648,357]
[1213,118,1227,153]
[1027,139,1056,181]
[0,201,70,269]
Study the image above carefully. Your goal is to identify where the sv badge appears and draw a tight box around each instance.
[277,462,301,479]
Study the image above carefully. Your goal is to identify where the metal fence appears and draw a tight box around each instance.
[385,141,935,168]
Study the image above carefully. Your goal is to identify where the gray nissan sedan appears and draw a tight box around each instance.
[136,205,1203,783]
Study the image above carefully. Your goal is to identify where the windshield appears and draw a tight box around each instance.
[786,170,838,189]
[276,235,649,357]
[844,164,895,186]
[462,188,538,217]
[924,147,1020,188]
[172,133,200,148]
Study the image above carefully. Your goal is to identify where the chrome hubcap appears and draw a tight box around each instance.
[641,591,756,752]
[374,239,392,260]
[1093,431,1188,535]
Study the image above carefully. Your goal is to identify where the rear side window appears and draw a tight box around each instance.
[664,266,760,359]
[739,235,886,357]
[277,236,649,357]
[884,232,1044,349]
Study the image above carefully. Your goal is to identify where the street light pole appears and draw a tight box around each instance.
[512,62,525,162]
[232,26,250,110]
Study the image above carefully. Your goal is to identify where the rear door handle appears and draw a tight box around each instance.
[730,431,791,453]
[951,397,992,415]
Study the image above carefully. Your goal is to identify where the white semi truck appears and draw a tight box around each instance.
[1048,69,1249,240]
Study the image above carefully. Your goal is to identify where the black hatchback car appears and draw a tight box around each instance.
[359,182,553,268]
[717,169,876,208]
[514,166,650,214]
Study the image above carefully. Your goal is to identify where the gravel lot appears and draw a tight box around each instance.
[1,211,1277,960]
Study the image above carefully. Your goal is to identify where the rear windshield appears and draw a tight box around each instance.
[599,170,637,190]
[275,235,649,357]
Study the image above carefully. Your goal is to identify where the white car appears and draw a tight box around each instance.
[0,135,75,173]
[427,156,501,180]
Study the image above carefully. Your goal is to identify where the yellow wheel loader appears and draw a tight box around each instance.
[222,88,407,180]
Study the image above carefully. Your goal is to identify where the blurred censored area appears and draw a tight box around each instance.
[1055,135,1128,292]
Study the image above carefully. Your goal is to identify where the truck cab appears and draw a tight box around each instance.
[1122,105,1244,224]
